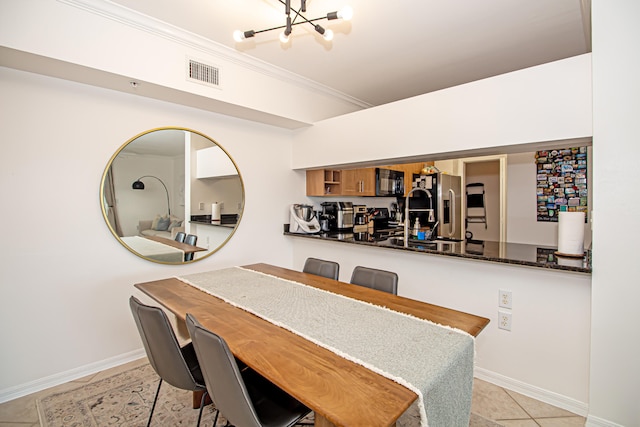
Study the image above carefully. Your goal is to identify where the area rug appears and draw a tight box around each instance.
[37,363,500,426]
[37,363,224,427]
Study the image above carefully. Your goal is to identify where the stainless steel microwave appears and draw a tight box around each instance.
[375,168,405,196]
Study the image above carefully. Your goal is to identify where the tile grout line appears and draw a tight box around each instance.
[496,385,541,426]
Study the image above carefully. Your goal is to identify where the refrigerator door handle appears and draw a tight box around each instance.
[449,188,456,237]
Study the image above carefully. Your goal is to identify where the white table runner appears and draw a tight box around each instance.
[178,267,475,427]
[122,236,184,262]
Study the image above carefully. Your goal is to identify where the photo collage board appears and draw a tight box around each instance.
[535,147,588,222]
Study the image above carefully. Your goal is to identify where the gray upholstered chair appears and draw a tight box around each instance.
[350,266,398,295]
[129,296,213,427]
[302,257,340,280]
[175,231,186,243]
[186,313,312,427]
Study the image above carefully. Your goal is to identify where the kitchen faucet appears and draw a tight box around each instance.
[404,187,433,247]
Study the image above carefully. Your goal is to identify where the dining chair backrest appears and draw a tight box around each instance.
[129,296,204,391]
[186,313,262,427]
[303,257,340,280]
[186,313,311,427]
[175,231,186,243]
[350,266,398,295]
[184,234,198,261]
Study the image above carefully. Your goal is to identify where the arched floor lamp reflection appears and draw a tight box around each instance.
[132,175,171,216]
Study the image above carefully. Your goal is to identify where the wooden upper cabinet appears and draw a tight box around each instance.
[306,169,342,196]
[342,168,376,196]
[306,163,432,197]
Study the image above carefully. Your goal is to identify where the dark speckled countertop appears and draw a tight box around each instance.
[285,228,591,274]
[191,214,238,228]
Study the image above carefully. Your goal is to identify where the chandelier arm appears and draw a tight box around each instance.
[251,15,325,35]
[276,0,323,27]
[238,1,345,40]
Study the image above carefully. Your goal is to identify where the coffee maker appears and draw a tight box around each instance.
[353,205,368,233]
[289,204,321,234]
[321,202,354,231]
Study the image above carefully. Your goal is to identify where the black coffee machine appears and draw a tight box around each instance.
[320,202,354,231]
[353,205,368,232]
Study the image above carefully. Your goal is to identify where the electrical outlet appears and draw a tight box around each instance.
[499,289,512,309]
[498,311,512,331]
[219,202,224,210]
[199,202,204,210]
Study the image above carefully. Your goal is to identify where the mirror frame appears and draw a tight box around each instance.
[99,127,244,264]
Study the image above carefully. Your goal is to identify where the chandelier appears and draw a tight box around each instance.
[233,0,353,44]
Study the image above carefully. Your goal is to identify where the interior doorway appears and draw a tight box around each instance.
[457,155,507,242]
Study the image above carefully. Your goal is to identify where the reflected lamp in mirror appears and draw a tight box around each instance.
[132,175,171,216]
[100,127,244,264]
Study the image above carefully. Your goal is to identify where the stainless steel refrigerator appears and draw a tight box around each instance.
[410,173,463,240]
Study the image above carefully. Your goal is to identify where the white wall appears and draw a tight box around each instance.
[292,54,592,169]
[589,1,640,426]
[0,67,299,399]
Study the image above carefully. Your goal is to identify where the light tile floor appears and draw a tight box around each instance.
[0,359,586,426]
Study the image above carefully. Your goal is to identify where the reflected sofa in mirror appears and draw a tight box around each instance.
[100,127,244,264]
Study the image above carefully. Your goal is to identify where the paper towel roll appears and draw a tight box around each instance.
[211,202,221,222]
[557,211,585,256]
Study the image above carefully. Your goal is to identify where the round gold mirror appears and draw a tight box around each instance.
[100,127,244,264]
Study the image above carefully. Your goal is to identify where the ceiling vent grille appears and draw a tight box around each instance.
[187,58,220,88]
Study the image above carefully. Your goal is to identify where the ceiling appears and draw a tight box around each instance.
[110,0,591,107]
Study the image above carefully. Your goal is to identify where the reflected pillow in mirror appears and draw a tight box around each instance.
[155,216,170,231]
[168,220,182,231]
[150,215,161,230]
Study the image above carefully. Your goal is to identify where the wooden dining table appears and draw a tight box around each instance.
[134,263,489,427]
[142,235,207,255]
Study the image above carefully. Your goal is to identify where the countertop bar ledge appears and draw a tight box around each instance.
[284,229,591,274]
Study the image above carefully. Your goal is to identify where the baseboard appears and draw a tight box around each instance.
[0,349,146,404]
[474,367,589,417]
[585,415,625,427]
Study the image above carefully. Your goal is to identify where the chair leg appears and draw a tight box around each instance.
[196,390,217,427]
[147,378,163,427]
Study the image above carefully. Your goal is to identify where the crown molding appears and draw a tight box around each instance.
[56,0,372,109]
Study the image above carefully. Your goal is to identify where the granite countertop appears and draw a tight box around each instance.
[190,220,236,228]
[191,214,238,228]
[284,228,591,274]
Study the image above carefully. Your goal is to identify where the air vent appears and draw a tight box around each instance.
[187,58,220,88]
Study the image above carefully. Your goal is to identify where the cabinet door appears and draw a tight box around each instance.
[342,168,375,196]
[306,169,341,196]
[197,146,237,178]
[358,168,376,196]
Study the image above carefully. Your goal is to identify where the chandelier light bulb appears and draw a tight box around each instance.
[279,31,291,43]
[233,30,255,42]
[338,5,353,21]
[323,29,334,41]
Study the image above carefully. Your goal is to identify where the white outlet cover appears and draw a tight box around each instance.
[499,289,512,309]
[498,311,512,331]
